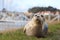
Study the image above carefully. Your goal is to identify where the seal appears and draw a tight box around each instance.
[23,14,48,37]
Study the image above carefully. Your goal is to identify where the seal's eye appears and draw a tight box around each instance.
[41,15,44,17]
[35,15,37,16]
[37,16,39,18]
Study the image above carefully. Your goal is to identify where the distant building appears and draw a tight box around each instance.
[0,9,29,21]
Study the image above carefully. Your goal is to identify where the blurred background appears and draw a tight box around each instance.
[0,0,60,31]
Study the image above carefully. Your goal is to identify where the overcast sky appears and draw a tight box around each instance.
[0,0,60,12]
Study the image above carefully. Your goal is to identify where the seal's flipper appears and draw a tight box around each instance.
[23,28,26,33]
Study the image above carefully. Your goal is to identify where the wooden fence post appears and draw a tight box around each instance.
[48,13,51,21]
[58,13,60,22]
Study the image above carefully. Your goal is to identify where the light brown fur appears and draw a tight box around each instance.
[23,14,47,37]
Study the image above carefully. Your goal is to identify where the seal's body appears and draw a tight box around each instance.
[23,14,48,37]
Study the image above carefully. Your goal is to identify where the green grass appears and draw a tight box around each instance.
[0,23,60,40]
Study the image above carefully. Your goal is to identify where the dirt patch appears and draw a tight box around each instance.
[47,21,60,25]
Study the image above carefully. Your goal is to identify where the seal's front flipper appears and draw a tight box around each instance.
[23,28,26,33]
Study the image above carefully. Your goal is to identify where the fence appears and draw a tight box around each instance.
[44,13,60,23]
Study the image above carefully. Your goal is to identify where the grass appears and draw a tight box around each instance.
[0,23,60,40]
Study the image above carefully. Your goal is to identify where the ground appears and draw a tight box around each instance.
[0,23,60,40]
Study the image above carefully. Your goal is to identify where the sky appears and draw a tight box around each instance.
[0,0,60,12]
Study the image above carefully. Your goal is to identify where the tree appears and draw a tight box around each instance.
[47,6,57,12]
[28,7,41,13]
[28,6,59,13]
[2,8,7,12]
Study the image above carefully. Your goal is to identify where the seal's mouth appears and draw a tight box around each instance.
[36,19,41,24]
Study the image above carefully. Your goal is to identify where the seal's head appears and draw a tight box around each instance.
[32,14,45,24]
